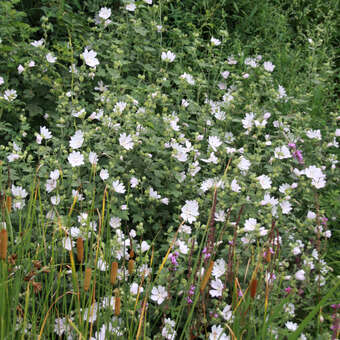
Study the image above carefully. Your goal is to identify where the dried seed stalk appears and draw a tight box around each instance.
[84,268,92,292]
[200,260,214,293]
[76,238,84,263]
[128,259,134,275]
[110,262,118,285]
[0,229,8,260]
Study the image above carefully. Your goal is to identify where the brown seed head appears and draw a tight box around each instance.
[0,229,8,260]
[84,268,92,292]
[110,262,118,285]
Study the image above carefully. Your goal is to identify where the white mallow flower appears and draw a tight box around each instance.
[285,321,298,331]
[212,259,226,278]
[100,168,109,180]
[161,51,176,63]
[280,200,292,214]
[242,112,255,129]
[215,210,226,222]
[263,61,275,72]
[307,211,316,220]
[210,37,221,46]
[209,279,223,297]
[3,89,17,101]
[149,187,161,199]
[209,325,229,340]
[181,200,199,224]
[230,179,241,193]
[109,217,121,229]
[130,282,143,295]
[201,152,218,164]
[98,7,111,20]
[50,169,60,180]
[68,151,84,167]
[81,49,99,67]
[69,130,84,149]
[126,2,136,11]
[62,237,73,251]
[180,73,195,85]
[130,177,139,188]
[237,156,251,172]
[244,218,257,232]
[11,185,28,199]
[257,175,272,189]
[40,126,52,140]
[306,129,321,140]
[119,133,134,150]
[112,180,126,194]
[150,285,168,304]
[162,318,176,340]
[295,269,305,281]
[51,195,60,206]
[88,152,98,165]
[274,145,291,159]
[303,165,326,189]
[208,136,222,151]
[221,305,233,321]
[221,71,230,79]
[141,241,150,252]
[46,52,57,63]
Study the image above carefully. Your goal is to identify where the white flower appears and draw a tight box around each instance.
[50,169,60,180]
[244,218,257,232]
[149,187,161,199]
[130,177,139,188]
[221,71,230,79]
[0,76,4,85]
[304,165,326,189]
[7,153,20,162]
[114,101,127,113]
[141,241,150,253]
[81,49,99,67]
[119,133,134,150]
[130,282,143,295]
[162,318,176,340]
[112,180,126,194]
[46,52,57,63]
[68,151,84,167]
[181,200,199,224]
[274,145,291,159]
[126,3,136,11]
[238,156,251,172]
[4,89,17,101]
[69,130,84,149]
[109,217,121,229]
[285,321,298,331]
[230,179,241,193]
[45,179,57,193]
[257,175,272,189]
[201,152,218,164]
[98,7,111,20]
[215,210,226,222]
[307,211,316,220]
[180,73,195,85]
[144,0,152,4]
[306,129,321,140]
[18,64,24,74]
[221,305,233,322]
[280,200,292,214]
[161,51,176,63]
[51,195,60,206]
[31,38,44,47]
[242,112,255,129]
[100,169,109,180]
[97,258,108,271]
[208,136,222,151]
[62,237,73,251]
[211,37,221,46]
[209,325,229,340]
[89,152,98,165]
[295,269,305,281]
[150,285,167,304]
[161,197,169,205]
[278,85,287,98]
[263,61,275,72]
[11,185,28,199]
[209,279,223,297]
[40,126,52,140]
[212,259,226,278]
